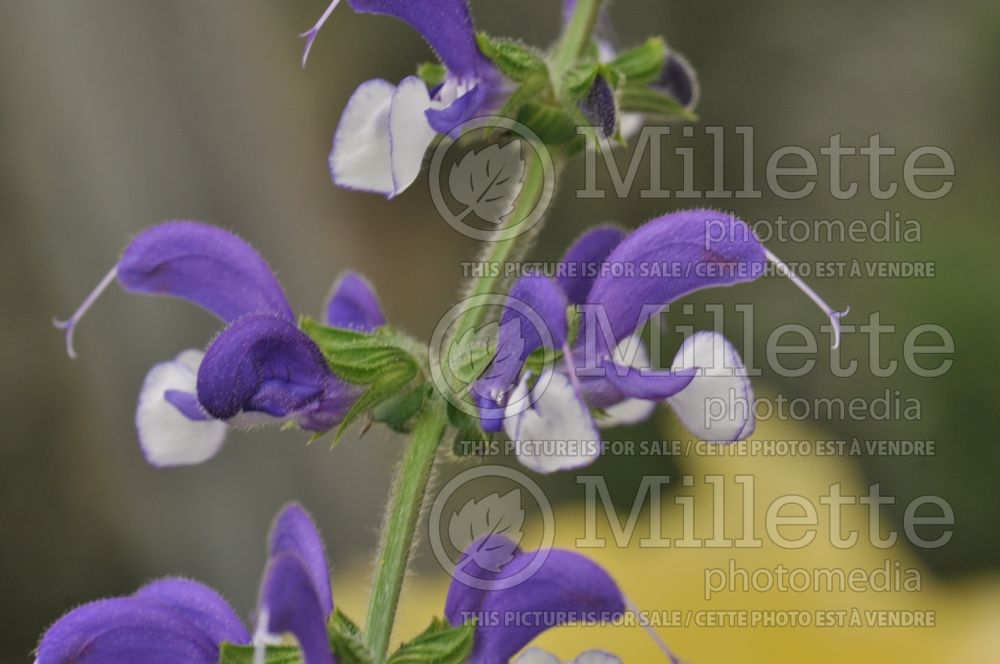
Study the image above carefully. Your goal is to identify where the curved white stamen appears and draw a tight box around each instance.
[435,76,473,106]
[626,596,682,664]
[52,266,118,359]
[299,0,342,68]
[765,248,849,349]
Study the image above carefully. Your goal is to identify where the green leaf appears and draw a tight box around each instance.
[475,32,547,82]
[516,102,581,145]
[335,359,418,441]
[609,37,667,85]
[386,618,475,664]
[328,609,373,664]
[619,86,696,121]
[447,401,483,433]
[451,428,488,458]
[373,384,429,432]
[566,304,582,347]
[416,62,447,87]
[563,63,599,102]
[219,643,302,664]
[300,318,425,441]
[486,73,551,138]
[300,318,423,386]
[522,343,561,377]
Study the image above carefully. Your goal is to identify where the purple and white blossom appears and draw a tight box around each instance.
[35,503,334,664]
[54,221,385,467]
[303,0,505,197]
[474,209,846,472]
[36,505,639,664]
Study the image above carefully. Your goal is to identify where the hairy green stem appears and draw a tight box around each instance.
[362,3,604,658]
[549,0,604,80]
[364,397,447,661]
[362,156,545,662]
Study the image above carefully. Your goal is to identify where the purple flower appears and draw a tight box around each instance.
[302,0,504,197]
[474,209,846,472]
[445,536,627,664]
[35,503,335,664]
[54,221,385,467]
[37,507,642,664]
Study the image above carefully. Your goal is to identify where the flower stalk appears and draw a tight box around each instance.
[361,3,606,659]
[550,0,605,81]
[364,396,447,662]
[362,153,548,664]
[452,149,548,344]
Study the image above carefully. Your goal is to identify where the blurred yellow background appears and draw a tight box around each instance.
[335,415,1000,662]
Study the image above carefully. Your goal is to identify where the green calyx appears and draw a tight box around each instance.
[300,318,427,441]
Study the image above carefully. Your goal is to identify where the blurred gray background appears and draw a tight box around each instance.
[1,0,998,660]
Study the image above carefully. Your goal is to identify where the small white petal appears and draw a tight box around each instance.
[135,350,227,467]
[667,331,754,441]
[618,112,644,140]
[174,348,204,373]
[601,333,656,427]
[599,397,655,426]
[330,79,395,195]
[513,648,562,664]
[388,76,437,196]
[504,371,601,474]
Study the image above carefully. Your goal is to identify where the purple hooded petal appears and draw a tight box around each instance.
[324,271,386,332]
[268,503,333,618]
[117,221,292,322]
[135,578,250,646]
[556,225,626,305]
[473,275,569,432]
[36,597,223,664]
[197,313,357,431]
[580,75,616,138]
[256,553,335,664]
[53,222,292,359]
[581,209,766,354]
[347,0,489,77]
[425,84,488,134]
[445,537,625,664]
[599,362,696,400]
[657,52,699,110]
